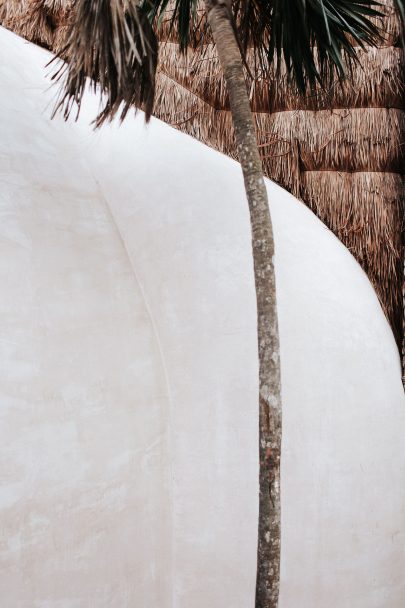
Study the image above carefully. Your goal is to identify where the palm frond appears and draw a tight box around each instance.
[238,0,381,92]
[234,0,383,92]
[234,0,384,92]
[51,0,158,126]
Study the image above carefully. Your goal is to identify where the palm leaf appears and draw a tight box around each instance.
[234,0,384,92]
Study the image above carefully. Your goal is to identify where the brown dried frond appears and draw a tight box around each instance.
[51,0,158,126]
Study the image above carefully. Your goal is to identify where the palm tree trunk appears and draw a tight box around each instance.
[204,1,282,607]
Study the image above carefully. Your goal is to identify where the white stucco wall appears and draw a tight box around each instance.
[0,26,404,608]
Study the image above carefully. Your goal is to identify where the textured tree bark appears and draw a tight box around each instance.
[204,2,282,607]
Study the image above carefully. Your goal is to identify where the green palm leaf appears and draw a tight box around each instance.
[234,0,383,92]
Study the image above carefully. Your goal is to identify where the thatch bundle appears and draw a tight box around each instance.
[1,0,404,363]
[157,42,404,112]
[0,0,71,50]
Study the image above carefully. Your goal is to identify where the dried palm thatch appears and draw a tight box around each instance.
[157,41,404,112]
[0,0,71,48]
[1,0,404,360]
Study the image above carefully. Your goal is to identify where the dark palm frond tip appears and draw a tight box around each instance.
[394,0,405,44]
[147,0,206,51]
[234,0,385,93]
[51,0,158,127]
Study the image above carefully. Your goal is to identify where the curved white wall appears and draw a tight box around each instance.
[0,26,404,608]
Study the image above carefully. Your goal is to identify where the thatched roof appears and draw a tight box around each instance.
[0,1,71,49]
[1,0,404,363]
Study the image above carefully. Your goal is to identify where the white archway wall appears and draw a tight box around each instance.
[0,31,174,606]
[82,110,405,608]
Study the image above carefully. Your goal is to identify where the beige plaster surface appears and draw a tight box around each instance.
[1,26,404,608]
